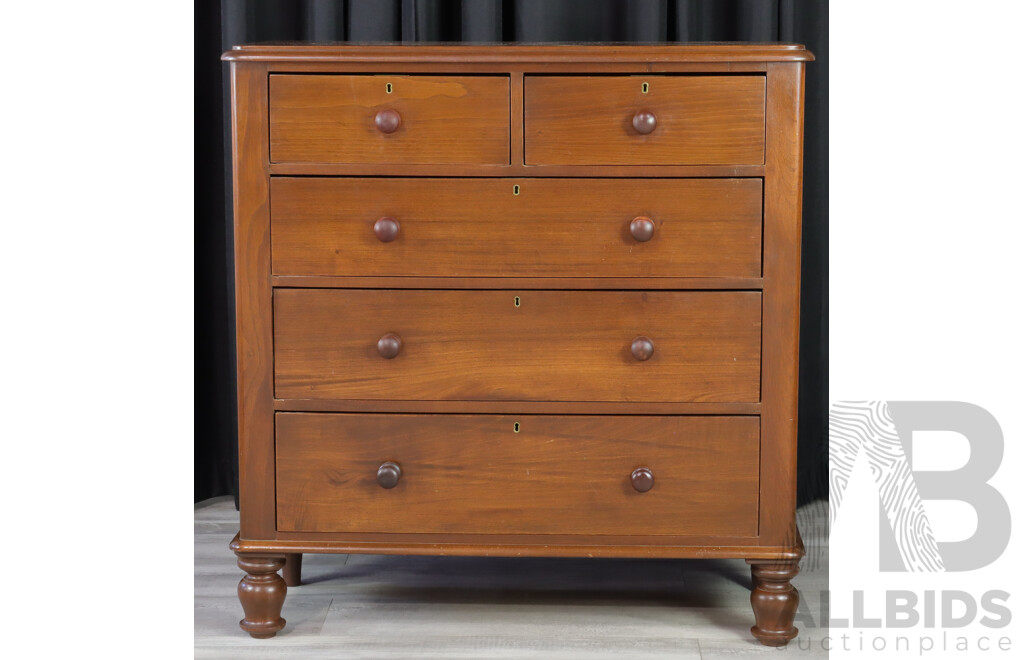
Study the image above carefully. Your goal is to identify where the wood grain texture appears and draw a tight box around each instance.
[273,399,760,415]
[271,275,763,290]
[525,76,765,165]
[267,162,765,177]
[220,45,811,613]
[234,536,801,560]
[273,289,762,403]
[270,178,762,278]
[510,71,524,164]
[275,413,759,536]
[748,559,801,646]
[234,554,287,638]
[265,61,773,75]
[265,527,805,556]
[229,62,276,539]
[758,62,806,547]
[223,43,814,63]
[270,75,509,164]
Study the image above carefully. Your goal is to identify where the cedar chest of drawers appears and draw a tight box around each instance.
[222,43,813,646]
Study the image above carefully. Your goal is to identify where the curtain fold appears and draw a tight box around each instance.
[196,0,828,504]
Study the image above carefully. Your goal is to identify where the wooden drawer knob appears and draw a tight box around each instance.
[631,467,655,493]
[632,110,657,135]
[631,336,654,361]
[376,461,402,489]
[629,216,655,242]
[373,216,400,242]
[377,333,402,359]
[375,108,401,134]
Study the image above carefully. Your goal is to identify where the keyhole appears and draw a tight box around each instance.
[513,184,520,195]
[386,82,393,94]
[513,422,520,433]
[641,81,649,94]
[514,296,521,308]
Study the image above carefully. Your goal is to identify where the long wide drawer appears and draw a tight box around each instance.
[276,413,760,536]
[269,74,510,164]
[274,289,761,402]
[270,178,763,278]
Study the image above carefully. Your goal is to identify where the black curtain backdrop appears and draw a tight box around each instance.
[196,0,828,505]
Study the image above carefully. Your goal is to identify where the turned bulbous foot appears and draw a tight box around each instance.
[236,555,287,638]
[747,559,800,646]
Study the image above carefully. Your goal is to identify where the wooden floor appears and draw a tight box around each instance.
[196,498,828,659]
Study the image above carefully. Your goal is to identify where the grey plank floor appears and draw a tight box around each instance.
[196,498,828,659]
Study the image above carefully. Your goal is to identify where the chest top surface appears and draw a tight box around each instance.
[223,42,814,63]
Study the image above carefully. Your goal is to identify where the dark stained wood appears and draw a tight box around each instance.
[273,399,761,415]
[375,461,403,489]
[261,61,773,75]
[223,43,815,64]
[271,275,764,290]
[270,75,509,164]
[510,71,525,165]
[748,559,801,646]
[630,336,655,361]
[758,62,806,548]
[375,333,402,359]
[268,162,766,177]
[237,535,802,560]
[229,62,276,540]
[632,110,657,135]
[273,289,762,403]
[233,553,287,638]
[259,523,803,559]
[630,467,655,493]
[225,44,810,643]
[276,413,760,536]
[629,216,655,242]
[270,178,762,279]
[372,217,400,243]
[525,76,765,165]
[281,553,302,587]
[373,108,401,134]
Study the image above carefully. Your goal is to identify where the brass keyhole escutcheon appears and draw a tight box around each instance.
[513,422,520,433]
[386,82,393,94]
[513,184,520,195]
[514,296,521,308]
[641,81,649,94]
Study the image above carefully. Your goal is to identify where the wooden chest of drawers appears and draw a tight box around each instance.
[223,43,812,646]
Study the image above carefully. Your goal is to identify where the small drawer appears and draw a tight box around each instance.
[269,74,510,164]
[525,75,765,165]
[276,413,760,536]
[273,289,761,403]
[270,177,762,278]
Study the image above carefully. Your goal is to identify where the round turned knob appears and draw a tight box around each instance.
[376,461,402,489]
[373,216,400,242]
[377,333,402,359]
[631,336,654,361]
[631,467,655,493]
[375,108,401,134]
[632,110,657,135]
[629,216,655,242]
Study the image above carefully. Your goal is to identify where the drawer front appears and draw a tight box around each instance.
[525,76,765,165]
[271,177,762,278]
[274,289,761,402]
[269,75,510,164]
[276,413,760,536]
